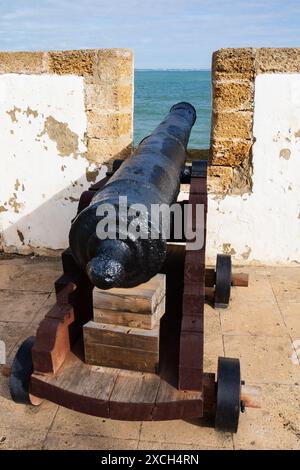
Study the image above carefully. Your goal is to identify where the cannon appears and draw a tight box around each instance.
[69,102,196,289]
[7,104,258,434]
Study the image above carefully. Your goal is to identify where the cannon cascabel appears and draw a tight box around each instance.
[69,102,196,289]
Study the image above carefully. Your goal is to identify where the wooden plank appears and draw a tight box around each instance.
[32,304,74,374]
[93,273,166,314]
[153,379,203,420]
[93,296,165,329]
[178,366,203,391]
[83,320,160,373]
[189,177,207,195]
[32,265,93,376]
[56,282,77,305]
[55,272,80,295]
[31,350,118,418]
[68,276,94,345]
[181,314,203,333]
[109,370,161,420]
[182,293,205,316]
[83,321,159,352]
[205,268,249,288]
[179,331,204,369]
[84,342,159,373]
[178,164,207,391]
[232,272,249,287]
[30,348,207,421]
[153,341,203,420]
[241,384,262,408]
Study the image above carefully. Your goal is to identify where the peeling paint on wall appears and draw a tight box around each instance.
[86,167,99,182]
[8,192,23,213]
[14,179,20,191]
[38,116,81,158]
[24,107,38,118]
[222,243,236,255]
[6,106,39,123]
[6,106,21,123]
[241,246,252,260]
[0,73,107,252]
[279,148,291,160]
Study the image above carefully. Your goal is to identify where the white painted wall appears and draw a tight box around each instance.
[0,74,105,254]
[1,73,299,264]
[206,73,300,265]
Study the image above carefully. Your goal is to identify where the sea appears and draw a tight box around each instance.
[134,70,211,149]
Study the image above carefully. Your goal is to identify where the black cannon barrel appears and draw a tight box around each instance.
[69,102,196,289]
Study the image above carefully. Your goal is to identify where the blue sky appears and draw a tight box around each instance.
[0,0,299,69]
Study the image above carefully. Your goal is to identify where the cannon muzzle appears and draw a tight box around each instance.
[69,102,196,289]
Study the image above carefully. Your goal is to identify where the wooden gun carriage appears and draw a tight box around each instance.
[8,104,260,434]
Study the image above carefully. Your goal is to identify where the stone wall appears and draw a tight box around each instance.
[209,48,300,196]
[0,49,133,254]
[206,48,300,264]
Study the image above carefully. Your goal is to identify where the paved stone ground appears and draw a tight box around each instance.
[0,255,299,450]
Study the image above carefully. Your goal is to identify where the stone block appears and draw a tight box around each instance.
[94,49,133,83]
[0,52,46,73]
[48,49,96,75]
[87,136,132,164]
[87,111,132,138]
[211,139,253,166]
[211,111,253,140]
[212,48,255,80]
[213,81,253,112]
[84,83,133,112]
[256,48,300,73]
[207,166,233,194]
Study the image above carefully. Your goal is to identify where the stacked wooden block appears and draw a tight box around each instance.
[83,274,166,373]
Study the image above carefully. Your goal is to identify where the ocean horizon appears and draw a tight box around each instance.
[135,68,211,71]
[134,69,211,149]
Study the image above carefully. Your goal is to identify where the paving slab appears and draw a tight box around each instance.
[51,406,142,441]
[0,258,299,450]
[233,383,300,450]
[44,432,138,450]
[223,334,300,385]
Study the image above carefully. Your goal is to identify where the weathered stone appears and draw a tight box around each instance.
[211,139,253,166]
[94,49,133,83]
[87,137,132,165]
[87,111,132,139]
[84,83,133,112]
[230,160,253,194]
[256,48,300,73]
[0,52,46,73]
[230,164,252,194]
[212,48,255,81]
[213,81,253,112]
[48,50,96,75]
[207,166,233,194]
[211,111,253,140]
[210,48,256,194]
